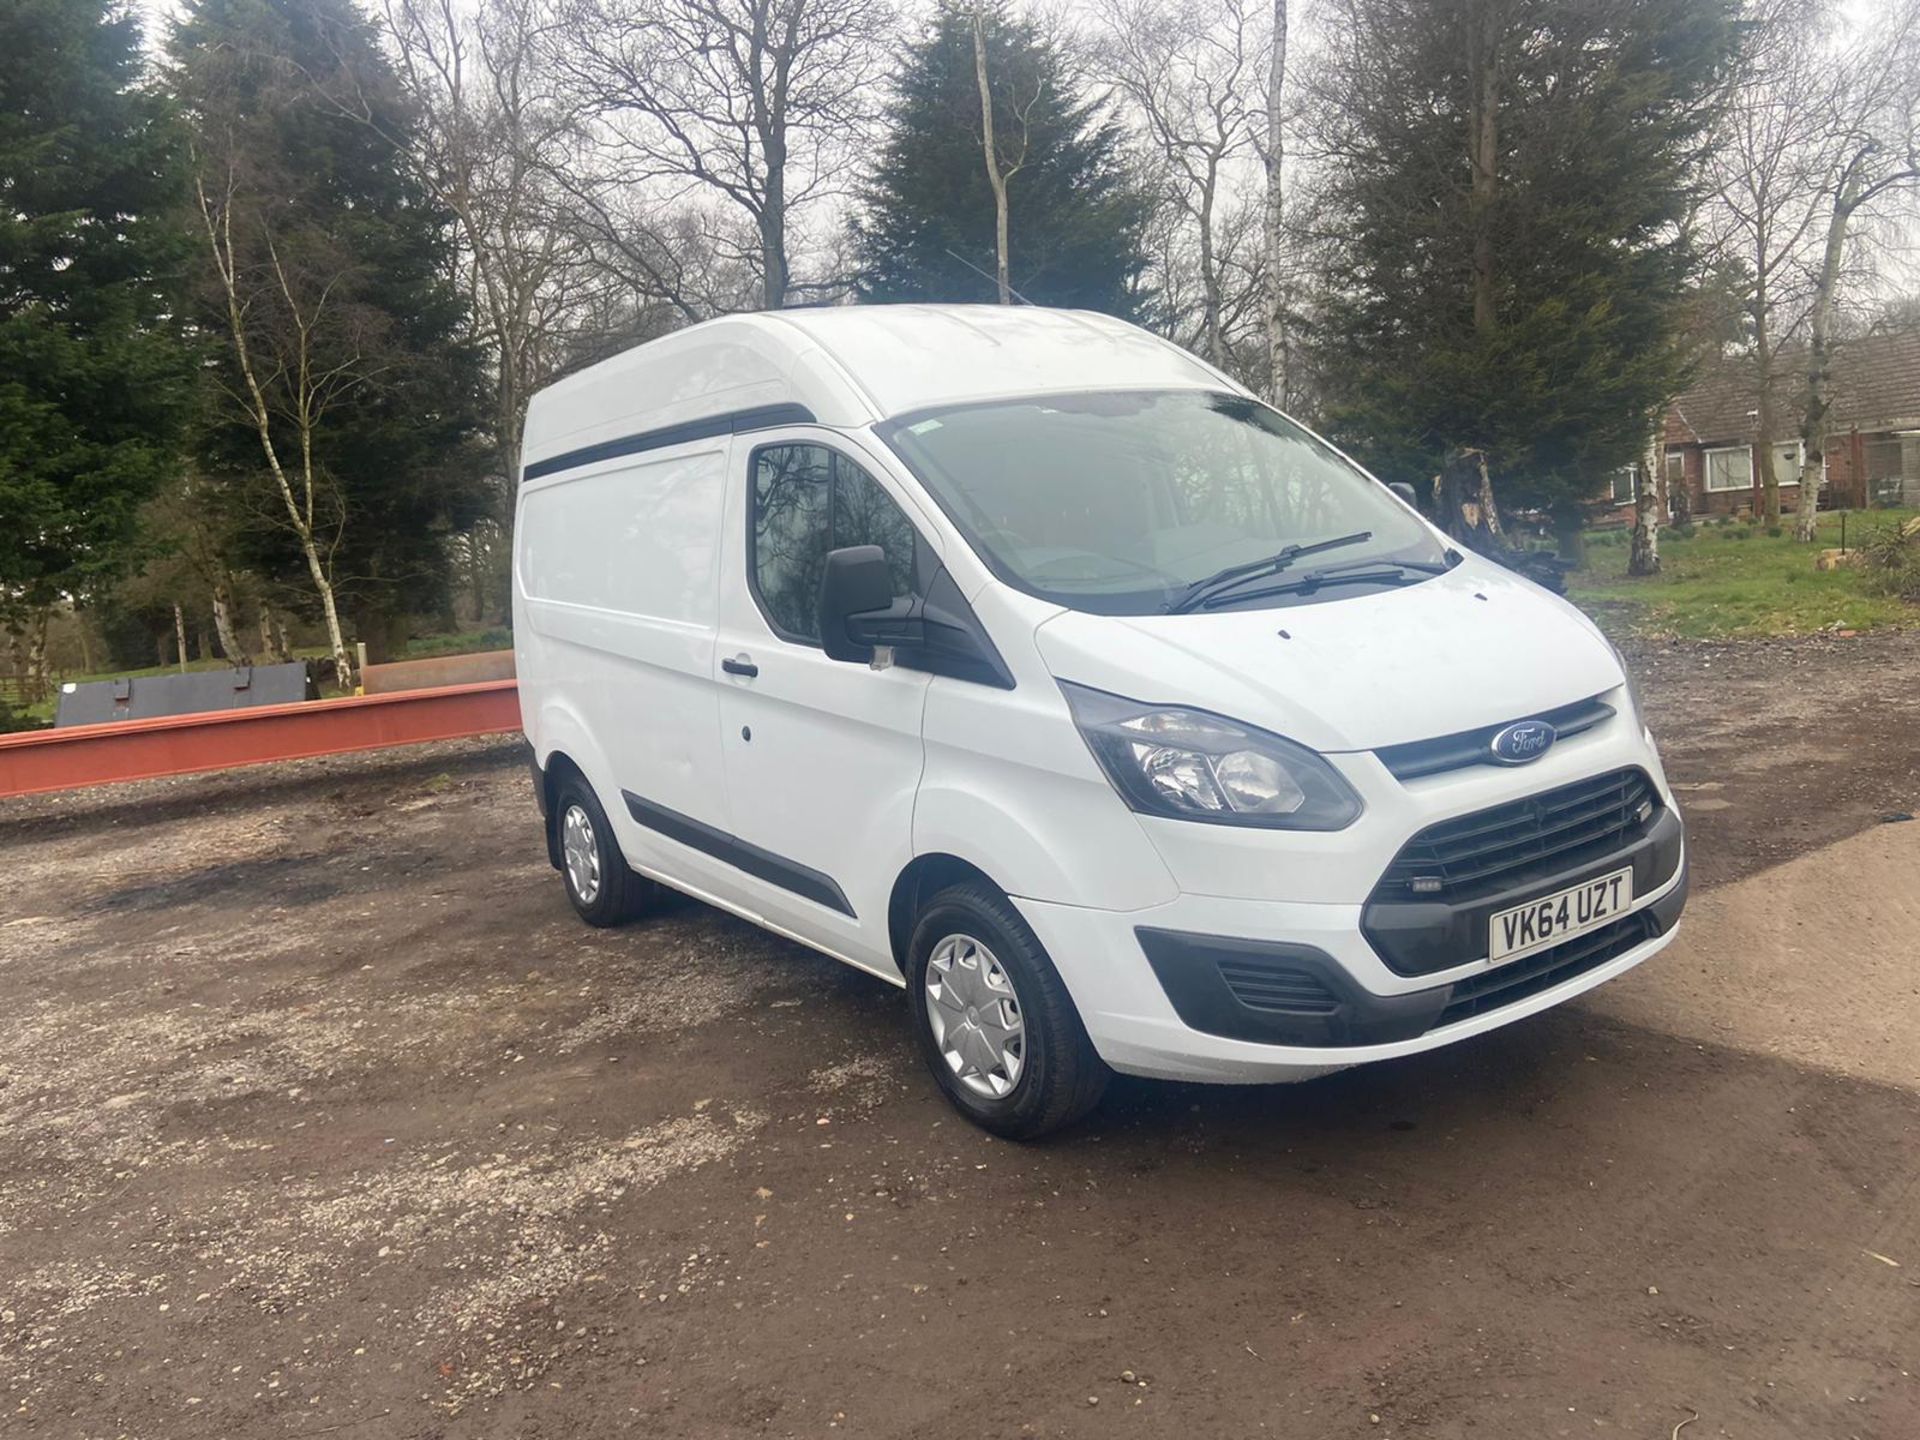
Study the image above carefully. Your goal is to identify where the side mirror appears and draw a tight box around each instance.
[819,546,914,663]
[1388,481,1419,509]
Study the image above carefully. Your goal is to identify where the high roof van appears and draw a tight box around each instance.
[513,305,1685,1137]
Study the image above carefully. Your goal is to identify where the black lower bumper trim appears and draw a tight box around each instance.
[1136,859,1687,1049]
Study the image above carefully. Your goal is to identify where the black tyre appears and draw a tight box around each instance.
[553,773,657,927]
[906,881,1108,1139]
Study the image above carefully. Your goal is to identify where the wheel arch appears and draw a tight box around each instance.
[538,749,593,871]
[888,852,1009,977]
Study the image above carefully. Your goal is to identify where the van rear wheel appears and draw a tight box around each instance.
[553,774,656,927]
[906,882,1107,1139]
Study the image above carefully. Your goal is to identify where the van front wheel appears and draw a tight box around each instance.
[906,883,1107,1138]
[553,774,656,927]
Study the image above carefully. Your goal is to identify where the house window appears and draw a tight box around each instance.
[1704,446,1750,492]
[1773,441,1802,487]
[1610,467,1637,503]
[1704,442,1801,492]
[1665,451,1685,489]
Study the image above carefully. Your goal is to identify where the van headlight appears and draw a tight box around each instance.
[1060,681,1362,830]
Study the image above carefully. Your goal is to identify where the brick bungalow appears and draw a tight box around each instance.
[1662,328,1920,517]
[1603,327,1920,519]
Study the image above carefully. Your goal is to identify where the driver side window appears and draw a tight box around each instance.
[751,444,917,643]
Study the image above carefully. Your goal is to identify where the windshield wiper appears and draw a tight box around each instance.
[1195,565,1433,609]
[1302,549,1461,580]
[1166,531,1372,613]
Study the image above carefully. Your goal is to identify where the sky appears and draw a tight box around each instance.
[126,0,1914,299]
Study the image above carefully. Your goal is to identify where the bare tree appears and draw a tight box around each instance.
[1263,0,1287,403]
[1706,0,1839,526]
[970,5,1025,304]
[1091,0,1260,364]
[559,0,895,311]
[192,160,360,689]
[374,0,586,492]
[1794,0,1920,540]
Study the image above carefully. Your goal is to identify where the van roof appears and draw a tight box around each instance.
[521,305,1237,472]
[759,305,1232,419]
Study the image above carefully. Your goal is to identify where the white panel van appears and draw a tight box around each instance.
[514,305,1686,1137]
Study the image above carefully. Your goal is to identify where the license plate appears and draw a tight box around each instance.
[1489,867,1633,965]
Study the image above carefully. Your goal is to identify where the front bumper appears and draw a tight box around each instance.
[1014,845,1687,1084]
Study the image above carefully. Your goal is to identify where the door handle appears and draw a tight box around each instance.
[721,654,759,678]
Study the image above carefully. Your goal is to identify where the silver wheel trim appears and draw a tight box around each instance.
[924,933,1027,1099]
[561,802,602,905]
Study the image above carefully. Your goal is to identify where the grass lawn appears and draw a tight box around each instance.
[397,626,512,659]
[1569,508,1917,641]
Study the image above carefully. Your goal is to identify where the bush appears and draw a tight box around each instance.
[1863,520,1920,600]
[1671,522,1696,540]
[1728,527,1753,541]
[0,697,43,735]
[1766,524,1783,537]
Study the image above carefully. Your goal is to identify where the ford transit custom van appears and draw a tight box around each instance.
[514,305,1685,1137]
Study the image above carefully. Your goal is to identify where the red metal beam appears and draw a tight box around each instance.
[0,681,521,799]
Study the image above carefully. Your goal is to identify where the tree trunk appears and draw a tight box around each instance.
[24,608,50,701]
[469,530,488,625]
[1797,173,1857,542]
[1199,174,1224,366]
[972,12,1013,306]
[760,135,789,309]
[258,600,290,663]
[1751,287,1779,525]
[211,579,250,666]
[1466,6,1501,338]
[1433,447,1505,551]
[1628,432,1663,576]
[173,603,189,674]
[1263,0,1289,404]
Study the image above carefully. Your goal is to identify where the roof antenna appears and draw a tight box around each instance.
[943,248,1035,306]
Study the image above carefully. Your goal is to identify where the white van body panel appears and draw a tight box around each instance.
[1031,557,1619,755]
[516,438,731,851]
[750,304,1227,419]
[515,304,1685,1090]
[708,427,941,978]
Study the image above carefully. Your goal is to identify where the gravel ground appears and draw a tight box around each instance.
[2,636,1918,1439]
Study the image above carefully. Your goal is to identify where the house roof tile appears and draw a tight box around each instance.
[1665,328,1920,447]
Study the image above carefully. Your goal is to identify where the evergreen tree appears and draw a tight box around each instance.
[855,6,1152,315]
[169,0,489,663]
[0,0,194,620]
[1310,0,1740,533]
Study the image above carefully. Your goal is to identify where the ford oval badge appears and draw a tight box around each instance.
[1490,719,1556,765]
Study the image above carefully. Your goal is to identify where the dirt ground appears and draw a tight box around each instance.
[3,633,1919,1440]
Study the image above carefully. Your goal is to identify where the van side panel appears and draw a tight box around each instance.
[516,442,730,844]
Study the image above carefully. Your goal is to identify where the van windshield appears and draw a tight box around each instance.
[877,390,1445,616]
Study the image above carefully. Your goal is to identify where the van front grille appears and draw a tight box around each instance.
[1371,768,1659,905]
[1375,695,1614,781]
